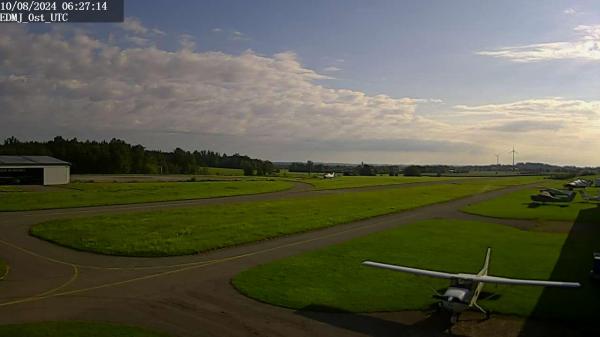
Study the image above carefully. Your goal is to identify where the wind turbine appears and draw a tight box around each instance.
[509,146,518,170]
[495,154,500,166]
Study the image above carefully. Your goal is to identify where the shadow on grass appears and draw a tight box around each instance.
[518,204,600,337]
[296,304,465,337]
[525,202,570,209]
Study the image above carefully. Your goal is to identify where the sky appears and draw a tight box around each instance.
[1,0,600,166]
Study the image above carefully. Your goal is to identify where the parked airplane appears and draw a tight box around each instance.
[580,190,600,202]
[323,172,335,179]
[565,179,593,189]
[530,188,575,203]
[363,248,580,324]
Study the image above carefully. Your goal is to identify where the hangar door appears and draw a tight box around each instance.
[0,168,43,185]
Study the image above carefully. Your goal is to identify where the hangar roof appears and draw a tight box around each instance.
[0,156,70,166]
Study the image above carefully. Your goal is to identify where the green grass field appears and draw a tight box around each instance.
[462,185,600,223]
[31,177,542,256]
[302,175,461,189]
[277,169,311,178]
[0,321,171,337]
[0,180,293,211]
[0,186,23,192]
[423,171,525,177]
[233,219,599,322]
[204,167,244,175]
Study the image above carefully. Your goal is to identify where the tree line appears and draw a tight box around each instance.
[0,137,275,175]
[286,161,405,176]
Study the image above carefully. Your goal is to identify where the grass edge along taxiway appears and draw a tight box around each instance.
[30,177,542,257]
[0,180,293,212]
[233,219,598,322]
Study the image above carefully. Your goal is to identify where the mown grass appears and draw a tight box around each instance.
[302,175,544,190]
[303,175,460,189]
[462,183,600,223]
[0,186,22,192]
[204,167,243,175]
[31,177,542,256]
[277,169,311,178]
[0,321,171,337]
[233,219,598,322]
[0,180,293,211]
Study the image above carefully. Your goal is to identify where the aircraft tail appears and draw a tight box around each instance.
[478,247,491,276]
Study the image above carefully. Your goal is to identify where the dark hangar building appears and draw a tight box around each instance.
[0,156,70,185]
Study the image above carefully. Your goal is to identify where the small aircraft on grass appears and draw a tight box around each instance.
[580,190,600,202]
[565,179,593,189]
[530,188,575,203]
[363,248,580,324]
[323,172,335,179]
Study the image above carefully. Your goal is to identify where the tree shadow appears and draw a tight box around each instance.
[296,304,466,337]
[518,204,600,337]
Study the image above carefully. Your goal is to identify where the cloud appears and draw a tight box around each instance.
[564,8,577,15]
[211,28,223,33]
[303,138,483,153]
[121,17,148,34]
[450,98,600,164]
[231,30,249,41]
[120,17,165,36]
[2,20,598,165]
[453,98,600,120]
[483,119,564,132]
[323,66,341,73]
[477,25,600,62]
[179,33,196,51]
[126,35,151,47]
[118,17,165,48]
[0,24,452,155]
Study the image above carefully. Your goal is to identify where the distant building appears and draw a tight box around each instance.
[0,156,70,185]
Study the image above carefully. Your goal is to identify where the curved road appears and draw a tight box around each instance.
[0,181,578,337]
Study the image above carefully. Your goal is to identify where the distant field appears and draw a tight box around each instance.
[277,169,311,178]
[32,177,542,256]
[298,175,544,190]
[0,180,293,211]
[72,173,245,183]
[462,183,600,223]
[297,175,463,189]
[0,321,171,337]
[423,171,526,177]
[233,219,598,321]
[205,167,244,175]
